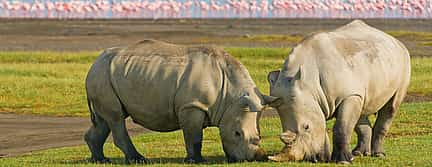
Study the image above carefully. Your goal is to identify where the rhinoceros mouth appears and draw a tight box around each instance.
[226,154,238,163]
[284,140,296,146]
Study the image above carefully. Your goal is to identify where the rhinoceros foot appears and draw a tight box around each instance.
[331,149,354,164]
[183,156,207,163]
[337,161,352,165]
[90,157,111,163]
[352,145,371,157]
[352,150,371,157]
[372,152,386,158]
[125,155,148,164]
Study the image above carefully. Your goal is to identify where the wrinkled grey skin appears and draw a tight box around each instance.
[84,40,277,164]
[267,20,410,164]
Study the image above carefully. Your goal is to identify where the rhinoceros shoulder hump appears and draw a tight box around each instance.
[117,39,186,59]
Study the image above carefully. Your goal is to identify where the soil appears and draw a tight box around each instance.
[0,113,148,158]
[0,18,431,56]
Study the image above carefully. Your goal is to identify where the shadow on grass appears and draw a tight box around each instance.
[60,155,228,165]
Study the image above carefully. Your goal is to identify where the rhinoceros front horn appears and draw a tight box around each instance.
[268,152,294,162]
[262,95,280,104]
[262,95,281,107]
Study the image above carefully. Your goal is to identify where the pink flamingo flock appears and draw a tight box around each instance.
[0,0,431,19]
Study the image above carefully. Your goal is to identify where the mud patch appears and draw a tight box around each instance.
[0,19,431,56]
[0,112,149,157]
[404,93,432,103]
[387,131,432,138]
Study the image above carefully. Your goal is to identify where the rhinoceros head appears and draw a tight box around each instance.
[266,66,330,162]
[219,90,278,162]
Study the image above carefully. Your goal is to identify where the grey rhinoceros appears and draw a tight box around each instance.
[266,20,410,164]
[84,39,277,164]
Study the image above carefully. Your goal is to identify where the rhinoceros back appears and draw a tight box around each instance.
[105,40,225,131]
[328,21,410,115]
[310,20,410,116]
[285,20,410,117]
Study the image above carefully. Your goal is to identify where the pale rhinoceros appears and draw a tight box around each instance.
[266,20,410,164]
[84,40,277,164]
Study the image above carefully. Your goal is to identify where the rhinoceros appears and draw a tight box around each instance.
[266,20,410,164]
[84,40,277,163]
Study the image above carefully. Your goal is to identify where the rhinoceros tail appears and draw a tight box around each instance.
[87,98,97,126]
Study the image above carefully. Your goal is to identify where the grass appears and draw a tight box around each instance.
[240,35,303,43]
[410,57,432,95]
[0,51,99,63]
[0,48,431,166]
[387,31,432,42]
[0,102,431,166]
[0,48,430,117]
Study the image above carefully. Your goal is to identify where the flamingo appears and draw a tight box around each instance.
[0,0,431,19]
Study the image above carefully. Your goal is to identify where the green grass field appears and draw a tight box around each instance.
[0,48,431,166]
[0,102,431,166]
[0,48,430,116]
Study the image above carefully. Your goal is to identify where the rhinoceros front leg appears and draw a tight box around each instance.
[109,119,148,164]
[178,108,207,163]
[332,96,362,164]
[352,115,372,156]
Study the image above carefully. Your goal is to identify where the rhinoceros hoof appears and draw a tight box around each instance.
[372,152,386,158]
[126,155,149,164]
[337,160,352,165]
[184,156,207,163]
[332,150,353,164]
[90,157,111,163]
[352,150,371,157]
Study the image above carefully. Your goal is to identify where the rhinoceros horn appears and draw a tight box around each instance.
[268,152,295,162]
[262,95,281,107]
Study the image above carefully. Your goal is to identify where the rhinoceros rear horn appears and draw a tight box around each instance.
[240,94,263,112]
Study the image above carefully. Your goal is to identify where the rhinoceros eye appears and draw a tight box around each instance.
[235,131,241,137]
[303,124,310,131]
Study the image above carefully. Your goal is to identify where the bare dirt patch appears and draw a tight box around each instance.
[404,93,432,103]
[0,19,431,57]
[0,109,278,158]
[0,112,148,158]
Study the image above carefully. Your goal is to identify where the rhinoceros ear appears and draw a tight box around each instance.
[240,93,263,112]
[267,70,280,87]
[294,65,304,81]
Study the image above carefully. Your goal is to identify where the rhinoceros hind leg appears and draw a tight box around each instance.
[84,105,111,163]
[371,90,405,158]
[108,119,148,164]
[352,115,372,157]
[331,96,362,163]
